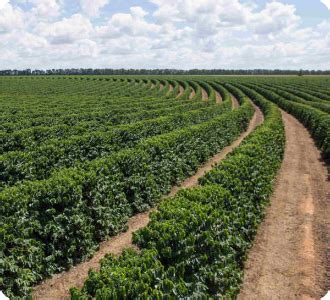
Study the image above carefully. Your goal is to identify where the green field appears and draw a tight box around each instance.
[0,76,329,299]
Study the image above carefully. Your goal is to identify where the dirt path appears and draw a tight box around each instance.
[216,91,222,103]
[32,102,263,300]
[159,84,164,91]
[201,88,208,101]
[176,85,184,98]
[169,84,174,92]
[238,111,329,300]
[189,87,196,99]
[232,95,240,108]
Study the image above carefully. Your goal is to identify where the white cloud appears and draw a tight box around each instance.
[0,0,9,10]
[96,7,160,39]
[79,0,109,17]
[0,0,329,70]
[320,0,330,9]
[29,0,61,18]
[130,6,148,18]
[0,1,24,33]
[250,1,300,35]
[37,14,93,44]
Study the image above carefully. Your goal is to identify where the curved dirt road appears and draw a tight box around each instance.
[238,111,329,300]
[32,102,263,300]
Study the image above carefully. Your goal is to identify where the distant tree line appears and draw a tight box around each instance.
[0,68,329,76]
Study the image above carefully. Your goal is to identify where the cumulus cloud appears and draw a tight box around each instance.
[96,6,159,39]
[29,0,61,18]
[79,0,109,17]
[37,14,93,44]
[151,0,251,28]
[320,0,330,9]
[0,0,329,70]
[0,0,9,10]
[0,1,24,33]
[250,1,300,35]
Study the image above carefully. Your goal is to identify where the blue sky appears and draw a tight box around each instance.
[1,0,329,69]
[259,0,329,25]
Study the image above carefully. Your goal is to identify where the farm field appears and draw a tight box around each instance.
[0,76,329,299]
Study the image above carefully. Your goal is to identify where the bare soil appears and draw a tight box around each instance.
[238,111,329,300]
[32,101,263,300]
[169,84,174,92]
[232,95,240,108]
[189,87,196,99]
[176,85,184,98]
[216,91,222,103]
[201,88,208,101]
[159,84,164,91]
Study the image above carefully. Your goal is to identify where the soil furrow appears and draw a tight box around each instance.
[232,95,240,108]
[216,91,222,103]
[189,87,196,99]
[176,85,184,98]
[201,88,208,101]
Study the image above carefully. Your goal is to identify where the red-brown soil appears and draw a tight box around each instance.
[176,85,184,98]
[238,111,329,300]
[189,87,196,99]
[215,91,222,103]
[201,88,208,101]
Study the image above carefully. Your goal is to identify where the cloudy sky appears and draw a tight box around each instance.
[0,0,329,70]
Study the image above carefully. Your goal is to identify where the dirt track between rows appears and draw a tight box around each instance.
[232,95,240,108]
[238,111,329,300]
[32,98,262,300]
[201,88,208,101]
[189,87,196,99]
[177,85,184,98]
[215,91,222,103]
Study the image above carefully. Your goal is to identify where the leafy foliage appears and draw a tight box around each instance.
[1,75,328,298]
[0,77,252,298]
[71,83,285,299]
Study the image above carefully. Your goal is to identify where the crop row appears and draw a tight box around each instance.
[0,78,192,134]
[0,77,170,111]
[0,100,232,189]
[70,84,285,299]
[0,100,211,155]
[274,82,330,101]
[239,83,330,161]
[265,83,329,104]
[258,83,330,113]
[0,96,207,133]
[0,85,252,298]
[0,79,158,120]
